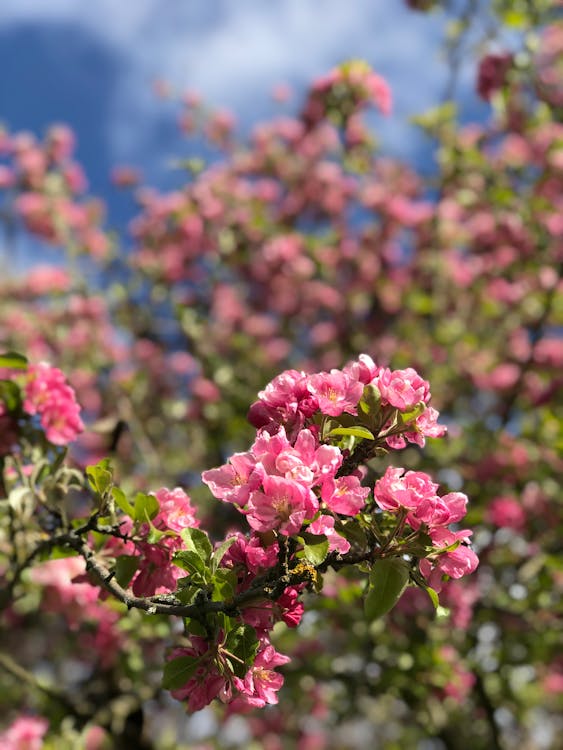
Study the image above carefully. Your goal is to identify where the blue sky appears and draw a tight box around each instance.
[0,0,488,229]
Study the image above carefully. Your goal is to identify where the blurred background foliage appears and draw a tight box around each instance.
[0,0,562,748]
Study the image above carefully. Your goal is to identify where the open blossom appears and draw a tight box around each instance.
[386,406,447,449]
[321,475,369,516]
[234,643,291,708]
[374,467,469,530]
[307,370,363,416]
[246,475,317,536]
[373,467,438,513]
[23,362,84,445]
[202,452,263,506]
[169,639,228,712]
[273,428,342,487]
[153,487,200,532]
[372,366,430,411]
[420,528,479,592]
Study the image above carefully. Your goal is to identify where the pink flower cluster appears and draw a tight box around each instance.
[374,467,478,591]
[303,61,392,130]
[23,362,84,445]
[248,354,445,448]
[0,124,109,257]
[203,425,367,546]
[0,716,48,750]
[169,637,290,713]
[108,487,200,597]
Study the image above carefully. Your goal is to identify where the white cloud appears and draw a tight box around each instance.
[0,0,450,166]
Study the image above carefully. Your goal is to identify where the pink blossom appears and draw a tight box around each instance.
[247,475,317,536]
[321,475,369,516]
[23,362,84,445]
[387,406,447,449]
[0,716,48,750]
[153,487,200,532]
[420,529,479,591]
[234,643,291,708]
[132,538,184,597]
[373,467,438,514]
[307,370,363,416]
[222,532,279,576]
[169,640,227,712]
[372,367,429,411]
[242,586,304,632]
[343,353,379,384]
[309,514,350,554]
[202,452,262,506]
[274,429,342,487]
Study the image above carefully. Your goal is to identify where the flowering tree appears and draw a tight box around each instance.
[0,1,562,748]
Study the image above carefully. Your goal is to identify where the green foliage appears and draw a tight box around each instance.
[364,558,410,620]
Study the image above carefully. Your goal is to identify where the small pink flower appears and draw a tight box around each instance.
[321,475,369,516]
[234,643,291,707]
[169,640,227,712]
[202,452,262,506]
[247,475,317,536]
[372,367,429,411]
[153,487,200,532]
[307,370,363,417]
[420,529,479,591]
[343,353,379,384]
[373,467,438,514]
[274,429,342,487]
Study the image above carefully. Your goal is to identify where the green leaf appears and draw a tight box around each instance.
[114,555,140,588]
[327,426,375,440]
[146,522,172,544]
[172,550,208,581]
[425,586,440,609]
[336,520,367,550]
[184,618,207,637]
[180,527,213,563]
[0,352,28,370]
[364,558,410,620]
[211,536,237,574]
[224,624,259,678]
[162,655,202,690]
[0,380,22,411]
[112,486,134,517]
[86,459,113,496]
[300,533,329,566]
[133,492,160,524]
[212,568,237,601]
[398,402,426,424]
